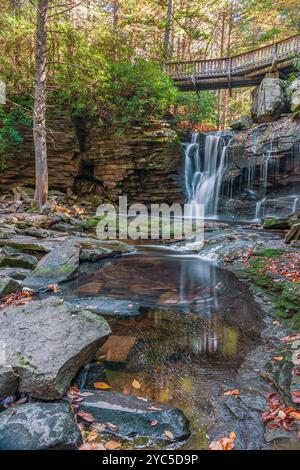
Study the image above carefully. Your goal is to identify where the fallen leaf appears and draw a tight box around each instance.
[209,432,236,451]
[105,440,121,450]
[132,379,141,389]
[273,356,284,362]
[106,422,119,431]
[86,429,99,443]
[288,411,300,420]
[224,389,239,396]
[79,442,105,451]
[47,284,60,292]
[151,420,158,427]
[209,440,223,450]
[148,405,162,411]
[93,382,111,390]
[77,411,95,423]
[164,430,174,440]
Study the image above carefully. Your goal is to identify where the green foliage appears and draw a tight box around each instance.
[174,91,218,127]
[0,103,31,170]
[108,60,177,127]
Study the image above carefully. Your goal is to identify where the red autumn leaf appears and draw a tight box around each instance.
[77,411,95,423]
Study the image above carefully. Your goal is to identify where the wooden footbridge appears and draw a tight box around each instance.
[166,34,300,91]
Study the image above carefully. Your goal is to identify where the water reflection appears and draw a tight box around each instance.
[63,246,262,449]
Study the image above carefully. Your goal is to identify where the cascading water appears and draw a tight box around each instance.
[184,132,232,217]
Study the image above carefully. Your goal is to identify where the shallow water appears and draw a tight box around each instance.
[62,246,262,449]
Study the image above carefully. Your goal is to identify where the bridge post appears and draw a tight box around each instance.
[271,43,278,72]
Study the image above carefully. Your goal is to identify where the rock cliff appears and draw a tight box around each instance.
[0,113,183,206]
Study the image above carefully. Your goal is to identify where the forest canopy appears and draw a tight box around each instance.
[0,0,299,141]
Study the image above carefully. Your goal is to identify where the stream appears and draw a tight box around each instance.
[61,245,263,449]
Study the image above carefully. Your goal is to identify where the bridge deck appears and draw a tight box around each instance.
[166,34,300,91]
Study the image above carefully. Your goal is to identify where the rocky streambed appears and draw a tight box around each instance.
[0,200,299,450]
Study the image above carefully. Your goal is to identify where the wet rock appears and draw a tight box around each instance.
[0,366,18,398]
[264,426,292,443]
[51,222,83,234]
[224,115,300,192]
[78,390,190,442]
[0,297,111,399]
[77,238,132,256]
[80,247,112,262]
[0,275,21,297]
[230,115,252,131]
[0,267,31,280]
[291,89,300,113]
[0,402,81,450]
[0,253,38,270]
[251,77,285,123]
[75,363,107,390]
[67,296,141,317]
[285,223,300,244]
[23,240,80,290]
[263,218,292,230]
[0,236,52,252]
[97,335,137,364]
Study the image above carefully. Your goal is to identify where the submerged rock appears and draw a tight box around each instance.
[23,240,80,289]
[0,274,21,297]
[0,402,81,450]
[0,297,111,399]
[75,362,107,390]
[66,296,141,317]
[78,390,190,442]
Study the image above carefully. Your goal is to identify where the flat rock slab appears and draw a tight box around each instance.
[0,275,21,297]
[0,297,111,399]
[78,390,190,442]
[0,253,38,270]
[67,296,141,317]
[0,267,31,280]
[0,402,81,450]
[0,236,55,252]
[23,240,81,290]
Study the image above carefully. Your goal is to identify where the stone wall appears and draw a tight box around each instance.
[0,112,184,205]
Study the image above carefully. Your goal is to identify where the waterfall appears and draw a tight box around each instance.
[254,198,265,221]
[184,132,231,217]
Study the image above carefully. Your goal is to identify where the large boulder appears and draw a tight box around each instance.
[291,89,300,113]
[0,402,81,450]
[0,274,21,297]
[0,297,111,399]
[251,77,285,123]
[23,240,80,289]
[78,390,190,443]
[230,115,252,131]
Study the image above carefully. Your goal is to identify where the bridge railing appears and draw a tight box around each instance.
[166,34,300,79]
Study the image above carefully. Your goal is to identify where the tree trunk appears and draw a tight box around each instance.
[163,0,173,70]
[33,0,48,209]
[113,0,119,31]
